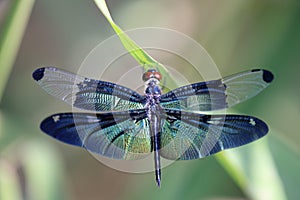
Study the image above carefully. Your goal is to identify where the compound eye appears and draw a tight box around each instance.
[142,70,162,81]
[142,71,152,81]
[153,72,162,81]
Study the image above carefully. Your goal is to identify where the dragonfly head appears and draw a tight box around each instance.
[142,69,162,82]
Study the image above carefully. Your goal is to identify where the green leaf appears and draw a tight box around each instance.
[0,0,35,101]
[94,0,178,91]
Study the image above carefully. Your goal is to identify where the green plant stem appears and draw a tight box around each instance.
[0,0,35,101]
[94,0,177,91]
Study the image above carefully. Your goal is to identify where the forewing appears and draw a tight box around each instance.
[32,67,145,111]
[160,109,268,160]
[160,69,273,111]
[40,109,152,160]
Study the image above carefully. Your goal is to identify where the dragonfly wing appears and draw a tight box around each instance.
[160,109,268,160]
[160,69,273,111]
[40,109,152,160]
[32,67,145,111]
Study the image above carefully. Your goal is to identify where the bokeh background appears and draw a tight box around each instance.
[1,0,300,200]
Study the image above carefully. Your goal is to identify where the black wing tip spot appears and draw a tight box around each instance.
[251,69,261,72]
[32,67,45,81]
[262,70,274,83]
[251,69,274,83]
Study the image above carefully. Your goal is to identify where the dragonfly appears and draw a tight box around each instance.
[32,67,273,187]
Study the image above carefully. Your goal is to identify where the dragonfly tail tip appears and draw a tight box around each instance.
[156,178,161,188]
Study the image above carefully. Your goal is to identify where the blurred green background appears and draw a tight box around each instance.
[1,0,300,200]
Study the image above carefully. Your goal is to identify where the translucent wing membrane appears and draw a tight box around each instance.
[160,109,268,160]
[40,109,152,160]
[32,67,145,111]
[160,69,273,111]
[222,69,273,107]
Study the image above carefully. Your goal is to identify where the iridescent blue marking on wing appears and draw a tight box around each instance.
[40,109,152,160]
[32,67,145,111]
[160,109,268,160]
[160,69,274,111]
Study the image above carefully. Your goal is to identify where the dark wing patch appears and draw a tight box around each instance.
[160,109,268,160]
[40,109,152,160]
[160,69,274,111]
[160,79,226,111]
[32,67,145,111]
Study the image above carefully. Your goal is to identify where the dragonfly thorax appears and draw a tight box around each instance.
[144,75,162,107]
[145,84,161,96]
